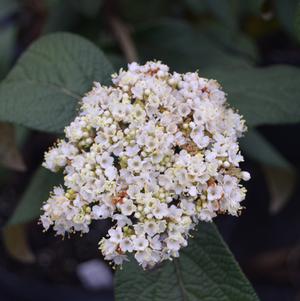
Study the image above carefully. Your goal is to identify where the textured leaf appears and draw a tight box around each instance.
[0,33,113,133]
[203,65,300,126]
[116,223,259,301]
[7,167,62,225]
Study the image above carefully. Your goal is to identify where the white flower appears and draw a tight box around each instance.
[199,208,216,222]
[119,199,136,216]
[125,145,140,157]
[97,152,114,169]
[191,127,210,149]
[104,166,117,180]
[144,221,159,237]
[221,175,237,194]
[40,215,53,230]
[120,237,134,252]
[207,185,223,201]
[178,103,191,117]
[108,227,123,243]
[149,235,162,250]
[165,236,181,251]
[188,186,198,196]
[43,141,78,172]
[100,238,117,254]
[168,205,183,220]
[135,248,161,268]
[92,205,111,219]
[127,156,143,172]
[133,236,149,251]
[153,202,169,219]
[180,199,196,215]
[112,214,132,227]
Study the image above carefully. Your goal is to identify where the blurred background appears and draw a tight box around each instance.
[0,0,300,300]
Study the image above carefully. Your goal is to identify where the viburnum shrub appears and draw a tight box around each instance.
[41,61,250,269]
[1,1,300,299]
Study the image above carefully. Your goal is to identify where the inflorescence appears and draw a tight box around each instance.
[41,61,250,269]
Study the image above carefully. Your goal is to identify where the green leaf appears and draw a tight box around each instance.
[199,22,258,61]
[7,167,62,225]
[203,65,300,126]
[116,223,259,301]
[0,33,113,133]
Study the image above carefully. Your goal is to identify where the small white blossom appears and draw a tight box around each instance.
[108,227,123,243]
[133,236,149,251]
[119,199,136,216]
[120,237,134,252]
[92,204,111,219]
[207,185,223,201]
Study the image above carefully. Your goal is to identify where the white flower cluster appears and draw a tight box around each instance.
[41,61,250,269]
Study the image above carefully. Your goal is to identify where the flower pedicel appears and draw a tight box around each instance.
[41,61,250,269]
